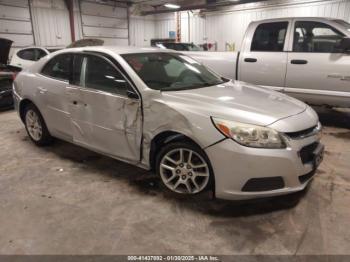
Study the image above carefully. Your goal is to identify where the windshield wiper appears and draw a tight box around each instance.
[160,78,229,91]
[161,83,213,91]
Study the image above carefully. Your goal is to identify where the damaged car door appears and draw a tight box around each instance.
[67,53,142,161]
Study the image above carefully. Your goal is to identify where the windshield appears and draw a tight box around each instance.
[122,52,226,91]
[333,19,350,31]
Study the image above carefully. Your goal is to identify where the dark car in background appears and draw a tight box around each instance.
[0,38,21,109]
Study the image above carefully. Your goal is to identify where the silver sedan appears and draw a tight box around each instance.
[13,46,324,200]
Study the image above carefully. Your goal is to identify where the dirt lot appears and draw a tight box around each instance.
[0,107,349,255]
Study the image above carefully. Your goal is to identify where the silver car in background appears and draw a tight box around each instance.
[13,46,324,200]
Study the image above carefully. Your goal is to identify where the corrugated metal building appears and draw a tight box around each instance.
[0,0,34,48]
[0,0,349,53]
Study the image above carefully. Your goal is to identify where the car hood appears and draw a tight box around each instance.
[0,38,12,65]
[160,80,307,127]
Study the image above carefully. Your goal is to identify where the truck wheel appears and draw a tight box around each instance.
[156,142,213,195]
[24,104,53,146]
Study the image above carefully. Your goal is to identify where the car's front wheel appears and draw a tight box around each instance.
[24,104,53,146]
[156,142,213,195]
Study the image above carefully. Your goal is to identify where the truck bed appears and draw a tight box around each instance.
[184,51,238,80]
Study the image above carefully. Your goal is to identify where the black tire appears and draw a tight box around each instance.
[24,103,53,146]
[156,141,214,196]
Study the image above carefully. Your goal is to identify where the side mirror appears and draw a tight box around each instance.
[109,76,139,99]
[127,89,139,100]
[335,38,350,54]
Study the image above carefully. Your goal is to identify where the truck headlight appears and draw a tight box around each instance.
[212,117,286,149]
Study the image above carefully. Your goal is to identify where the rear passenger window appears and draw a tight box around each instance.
[84,55,128,96]
[41,54,71,81]
[251,22,288,52]
[293,21,344,53]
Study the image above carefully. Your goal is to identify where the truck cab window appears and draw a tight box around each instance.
[293,21,344,53]
[251,22,288,52]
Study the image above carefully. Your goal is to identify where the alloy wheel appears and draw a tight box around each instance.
[25,110,43,141]
[159,148,210,194]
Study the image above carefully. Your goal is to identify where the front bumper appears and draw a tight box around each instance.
[205,134,323,200]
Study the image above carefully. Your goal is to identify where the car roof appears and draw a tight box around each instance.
[54,46,175,56]
[253,17,337,23]
[17,46,48,50]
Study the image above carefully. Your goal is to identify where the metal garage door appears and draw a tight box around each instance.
[0,0,35,48]
[30,0,72,48]
[79,0,129,46]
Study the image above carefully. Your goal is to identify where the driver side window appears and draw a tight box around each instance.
[81,55,129,96]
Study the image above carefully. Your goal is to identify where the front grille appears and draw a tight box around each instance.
[242,177,285,192]
[299,142,319,164]
[285,125,317,139]
[299,170,316,184]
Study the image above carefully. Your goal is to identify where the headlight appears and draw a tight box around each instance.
[212,117,286,149]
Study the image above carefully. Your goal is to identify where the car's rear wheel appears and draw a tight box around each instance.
[156,142,213,195]
[24,104,53,146]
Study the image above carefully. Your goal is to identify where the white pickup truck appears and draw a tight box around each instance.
[187,17,350,108]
